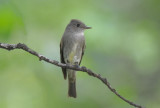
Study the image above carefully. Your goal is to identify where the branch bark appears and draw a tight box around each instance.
[0,43,144,108]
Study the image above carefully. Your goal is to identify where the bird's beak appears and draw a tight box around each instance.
[84,26,92,29]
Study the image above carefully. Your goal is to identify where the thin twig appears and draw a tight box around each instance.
[0,43,144,108]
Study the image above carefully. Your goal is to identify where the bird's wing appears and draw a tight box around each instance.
[60,38,67,79]
[79,41,86,65]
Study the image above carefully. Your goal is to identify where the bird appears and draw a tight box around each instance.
[60,19,91,98]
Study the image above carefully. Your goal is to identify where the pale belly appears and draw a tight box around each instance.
[64,42,82,64]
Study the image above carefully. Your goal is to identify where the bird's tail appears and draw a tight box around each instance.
[68,69,76,98]
[68,80,76,98]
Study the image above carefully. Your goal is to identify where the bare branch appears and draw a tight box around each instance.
[0,43,144,108]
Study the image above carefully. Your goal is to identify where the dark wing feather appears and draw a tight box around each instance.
[60,39,67,79]
[79,42,86,65]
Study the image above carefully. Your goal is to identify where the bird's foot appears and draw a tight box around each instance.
[73,62,80,68]
[66,63,71,67]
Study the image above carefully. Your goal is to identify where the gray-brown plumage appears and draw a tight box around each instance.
[60,19,91,98]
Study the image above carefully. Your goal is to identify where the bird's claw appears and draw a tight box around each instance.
[73,62,80,68]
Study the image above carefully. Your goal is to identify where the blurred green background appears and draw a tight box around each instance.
[0,0,160,108]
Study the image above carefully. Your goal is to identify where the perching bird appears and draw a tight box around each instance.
[60,19,91,98]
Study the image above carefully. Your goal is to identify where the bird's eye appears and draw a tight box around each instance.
[77,24,80,27]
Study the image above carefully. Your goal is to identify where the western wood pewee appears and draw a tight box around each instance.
[60,19,91,98]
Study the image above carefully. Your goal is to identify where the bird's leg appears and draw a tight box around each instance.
[73,56,80,68]
[66,59,71,66]
[73,62,80,68]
